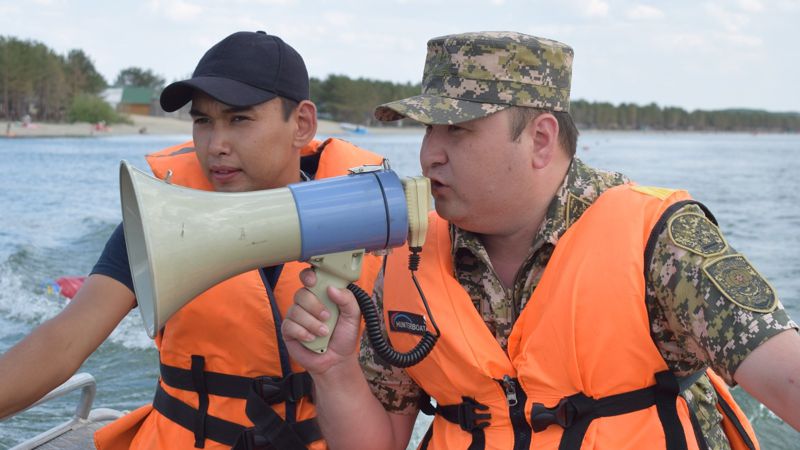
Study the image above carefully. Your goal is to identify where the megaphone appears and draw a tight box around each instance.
[120,161,430,354]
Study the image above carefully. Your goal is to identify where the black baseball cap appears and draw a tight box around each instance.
[160,31,309,112]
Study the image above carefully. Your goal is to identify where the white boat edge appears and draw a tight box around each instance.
[2,373,125,450]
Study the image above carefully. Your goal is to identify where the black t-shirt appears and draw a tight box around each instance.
[90,222,135,293]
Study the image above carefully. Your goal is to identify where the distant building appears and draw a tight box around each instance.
[101,86,157,116]
[119,87,156,115]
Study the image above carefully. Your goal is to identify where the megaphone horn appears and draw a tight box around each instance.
[119,161,428,349]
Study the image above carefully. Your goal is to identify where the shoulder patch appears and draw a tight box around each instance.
[566,192,591,228]
[668,212,727,257]
[630,185,678,200]
[702,254,777,313]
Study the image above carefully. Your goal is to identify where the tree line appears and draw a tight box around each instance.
[570,100,800,133]
[310,75,421,125]
[0,36,165,123]
[1,36,104,122]
[2,35,799,132]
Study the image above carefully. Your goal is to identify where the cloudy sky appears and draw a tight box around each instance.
[2,0,798,112]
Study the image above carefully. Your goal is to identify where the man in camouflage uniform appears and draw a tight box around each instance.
[282,32,800,449]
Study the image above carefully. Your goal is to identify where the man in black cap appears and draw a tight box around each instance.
[0,31,384,449]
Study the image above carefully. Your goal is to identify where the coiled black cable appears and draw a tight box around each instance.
[347,247,441,368]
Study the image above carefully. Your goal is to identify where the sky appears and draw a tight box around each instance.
[2,0,799,113]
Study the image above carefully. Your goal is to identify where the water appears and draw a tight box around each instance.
[0,131,798,448]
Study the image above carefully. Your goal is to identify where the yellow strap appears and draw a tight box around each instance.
[630,185,678,200]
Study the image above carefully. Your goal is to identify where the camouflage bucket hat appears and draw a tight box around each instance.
[375,31,574,125]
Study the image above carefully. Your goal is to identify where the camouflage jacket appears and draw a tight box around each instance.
[360,158,797,449]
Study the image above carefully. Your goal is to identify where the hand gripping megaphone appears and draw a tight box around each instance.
[119,160,432,357]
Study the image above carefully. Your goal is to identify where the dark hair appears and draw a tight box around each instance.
[508,106,579,158]
[279,96,299,121]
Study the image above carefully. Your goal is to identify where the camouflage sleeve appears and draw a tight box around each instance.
[358,270,423,415]
[647,203,798,385]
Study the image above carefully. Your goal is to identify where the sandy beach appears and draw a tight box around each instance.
[2,114,421,138]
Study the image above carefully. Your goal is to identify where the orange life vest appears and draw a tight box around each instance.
[95,138,385,450]
[384,185,758,450]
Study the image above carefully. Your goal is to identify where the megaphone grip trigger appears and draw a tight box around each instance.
[302,268,346,354]
[301,250,365,354]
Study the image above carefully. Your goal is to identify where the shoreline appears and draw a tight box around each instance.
[2,114,423,139]
[4,116,795,139]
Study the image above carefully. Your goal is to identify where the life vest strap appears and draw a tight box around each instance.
[160,361,314,403]
[714,386,757,450]
[237,379,322,450]
[530,371,690,450]
[435,396,491,450]
[154,383,246,446]
[418,391,436,416]
[157,359,318,449]
[254,371,314,404]
[191,355,210,447]
[154,383,321,449]
[232,419,321,450]
[161,361,253,399]
[653,371,690,450]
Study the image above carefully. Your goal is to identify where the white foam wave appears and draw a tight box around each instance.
[0,265,154,351]
[107,310,157,350]
[0,265,63,326]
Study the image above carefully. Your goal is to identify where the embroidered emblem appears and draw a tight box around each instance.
[388,310,428,336]
[566,192,591,228]
[668,212,727,257]
[702,255,777,313]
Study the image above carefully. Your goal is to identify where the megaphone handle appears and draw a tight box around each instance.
[304,270,347,353]
[303,251,365,353]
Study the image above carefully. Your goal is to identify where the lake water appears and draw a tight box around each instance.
[0,130,798,449]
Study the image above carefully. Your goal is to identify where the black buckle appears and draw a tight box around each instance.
[456,397,491,432]
[237,427,276,450]
[254,376,283,403]
[254,373,310,404]
[284,372,310,403]
[530,398,575,432]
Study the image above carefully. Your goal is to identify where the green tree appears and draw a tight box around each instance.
[64,49,106,95]
[311,74,420,125]
[38,52,69,120]
[621,103,638,130]
[68,93,128,124]
[639,102,663,129]
[663,107,687,130]
[0,36,71,121]
[114,66,165,90]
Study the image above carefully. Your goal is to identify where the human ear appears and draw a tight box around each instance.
[293,100,318,149]
[530,113,559,169]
